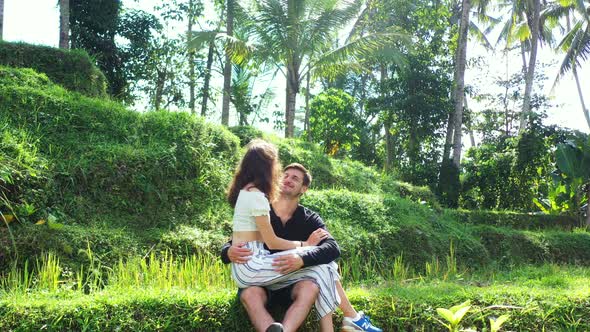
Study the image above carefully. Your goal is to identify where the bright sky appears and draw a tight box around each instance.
[3,0,589,135]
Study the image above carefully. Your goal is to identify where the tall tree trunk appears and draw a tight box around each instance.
[566,14,590,129]
[520,0,540,133]
[304,71,312,141]
[451,0,470,168]
[59,0,70,49]
[0,0,4,41]
[285,64,300,137]
[154,69,166,111]
[284,0,301,138]
[380,64,394,173]
[221,0,233,126]
[384,121,393,173]
[463,96,476,147]
[520,42,528,75]
[201,40,215,117]
[442,112,455,163]
[187,0,196,114]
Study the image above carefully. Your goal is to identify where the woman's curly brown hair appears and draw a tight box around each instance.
[227,139,282,207]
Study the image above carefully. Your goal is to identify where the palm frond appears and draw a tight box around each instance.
[301,0,362,54]
[252,0,289,53]
[554,22,590,85]
[188,30,254,65]
[557,20,584,51]
[469,21,494,50]
[312,28,410,74]
[495,15,515,48]
[515,21,532,42]
[311,61,370,82]
[187,30,219,51]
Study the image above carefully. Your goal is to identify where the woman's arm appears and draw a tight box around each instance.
[255,215,301,250]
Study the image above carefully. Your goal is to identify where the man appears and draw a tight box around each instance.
[221,163,382,332]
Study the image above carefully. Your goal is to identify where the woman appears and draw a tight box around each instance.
[228,139,340,331]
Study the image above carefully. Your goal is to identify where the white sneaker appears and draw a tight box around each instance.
[341,312,383,332]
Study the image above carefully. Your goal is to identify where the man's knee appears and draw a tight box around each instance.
[291,280,319,301]
[240,286,267,308]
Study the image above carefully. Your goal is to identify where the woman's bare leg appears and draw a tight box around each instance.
[319,313,334,332]
[337,280,358,318]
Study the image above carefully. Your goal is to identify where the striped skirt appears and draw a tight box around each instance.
[231,241,341,318]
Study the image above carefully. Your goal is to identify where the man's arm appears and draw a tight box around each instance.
[220,240,232,264]
[220,240,253,264]
[299,212,340,267]
[300,234,340,267]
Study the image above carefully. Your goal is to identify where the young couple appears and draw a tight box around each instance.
[221,139,382,332]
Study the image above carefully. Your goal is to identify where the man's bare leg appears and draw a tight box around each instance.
[240,286,275,332]
[282,280,319,332]
[337,280,357,318]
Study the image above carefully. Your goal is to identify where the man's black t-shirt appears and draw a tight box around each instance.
[220,204,340,267]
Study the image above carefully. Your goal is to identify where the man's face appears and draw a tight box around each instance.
[281,168,308,197]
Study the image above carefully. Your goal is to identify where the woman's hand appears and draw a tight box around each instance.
[304,228,329,246]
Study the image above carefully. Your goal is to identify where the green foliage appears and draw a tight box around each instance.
[302,190,489,269]
[0,67,240,228]
[461,125,578,212]
[554,136,590,225]
[436,300,472,332]
[473,225,590,266]
[228,125,264,146]
[0,119,50,226]
[447,209,577,230]
[383,178,442,210]
[3,264,590,331]
[274,138,382,193]
[0,43,107,97]
[308,88,363,157]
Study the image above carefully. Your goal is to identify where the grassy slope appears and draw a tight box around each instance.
[1,65,590,330]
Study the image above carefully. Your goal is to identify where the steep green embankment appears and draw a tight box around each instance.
[0,63,586,271]
[1,48,590,330]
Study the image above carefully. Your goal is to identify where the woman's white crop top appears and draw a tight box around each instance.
[232,190,270,232]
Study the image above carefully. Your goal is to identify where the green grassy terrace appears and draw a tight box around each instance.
[1,49,590,331]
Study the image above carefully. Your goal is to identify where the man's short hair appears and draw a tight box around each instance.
[284,163,312,187]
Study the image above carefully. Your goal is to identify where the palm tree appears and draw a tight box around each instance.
[59,0,70,49]
[246,0,402,137]
[451,0,471,168]
[221,0,234,126]
[188,3,251,120]
[187,0,198,114]
[0,0,4,41]
[546,0,590,129]
[442,0,495,167]
[520,0,541,132]
[494,0,547,132]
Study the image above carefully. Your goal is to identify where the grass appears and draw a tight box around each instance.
[2,263,590,331]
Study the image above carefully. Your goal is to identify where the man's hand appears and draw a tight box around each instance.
[272,254,304,274]
[228,242,253,264]
[305,228,330,246]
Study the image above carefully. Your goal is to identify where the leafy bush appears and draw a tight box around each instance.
[302,190,489,269]
[228,125,264,146]
[447,209,577,230]
[473,226,590,266]
[0,42,107,97]
[275,139,381,193]
[0,122,50,225]
[382,178,441,210]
